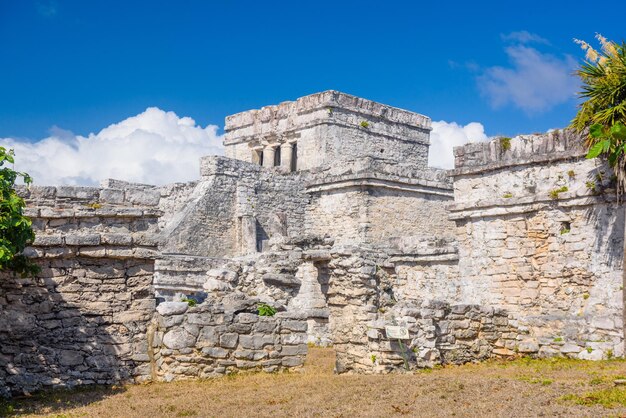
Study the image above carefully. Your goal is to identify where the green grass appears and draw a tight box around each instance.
[562,387,626,408]
[549,186,568,199]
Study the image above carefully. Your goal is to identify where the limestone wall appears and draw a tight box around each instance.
[304,158,455,246]
[162,156,309,259]
[364,302,522,372]
[450,131,625,359]
[305,188,366,245]
[324,248,524,373]
[0,184,160,397]
[153,298,307,380]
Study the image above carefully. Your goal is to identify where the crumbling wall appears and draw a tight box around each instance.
[0,183,160,397]
[162,156,308,258]
[450,130,625,359]
[152,297,307,380]
[324,248,524,373]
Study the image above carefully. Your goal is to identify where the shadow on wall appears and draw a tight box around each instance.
[0,257,154,399]
[583,168,625,270]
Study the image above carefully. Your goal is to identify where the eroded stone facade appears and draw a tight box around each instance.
[1,91,623,397]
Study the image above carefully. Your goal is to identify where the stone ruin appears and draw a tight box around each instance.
[1,91,624,396]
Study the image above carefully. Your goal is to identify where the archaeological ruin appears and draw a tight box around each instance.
[1,90,624,397]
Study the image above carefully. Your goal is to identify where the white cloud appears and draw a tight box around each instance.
[501,31,549,45]
[428,120,489,169]
[477,45,577,113]
[0,107,224,186]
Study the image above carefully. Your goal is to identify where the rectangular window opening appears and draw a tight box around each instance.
[274,146,281,167]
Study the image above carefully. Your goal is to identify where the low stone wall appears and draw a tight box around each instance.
[152,297,308,380]
[366,302,521,372]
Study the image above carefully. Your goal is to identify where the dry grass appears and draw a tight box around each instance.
[4,348,626,417]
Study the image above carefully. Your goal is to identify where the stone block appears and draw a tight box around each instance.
[233,350,255,360]
[65,234,101,246]
[281,333,307,345]
[100,188,125,204]
[492,348,515,356]
[203,279,232,292]
[101,233,132,246]
[56,186,99,200]
[281,320,307,332]
[281,344,307,356]
[58,350,84,366]
[156,302,189,316]
[78,247,107,257]
[132,232,160,246]
[236,313,258,324]
[282,356,304,367]
[560,343,582,354]
[240,334,275,350]
[33,235,64,247]
[201,347,229,359]
[220,333,239,348]
[197,327,219,347]
[163,329,197,350]
[517,341,539,353]
[126,189,160,206]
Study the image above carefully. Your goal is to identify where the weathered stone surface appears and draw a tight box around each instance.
[2,92,624,397]
[156,302,189,316]
[220,333,238,348]
[163,329,196,350]
[517,341,539,353]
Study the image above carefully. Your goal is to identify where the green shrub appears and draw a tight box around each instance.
[500,137,512,151]
[258,303,277,317]
[0,147,39,277]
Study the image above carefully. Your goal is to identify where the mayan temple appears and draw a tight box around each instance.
[1,91,623,396]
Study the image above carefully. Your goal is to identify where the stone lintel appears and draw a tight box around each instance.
[447,193,616,220]
[305,174,453,197]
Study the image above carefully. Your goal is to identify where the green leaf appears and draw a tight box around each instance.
[589,123,605,138]
[586,141,606,159]
[611,123,626,140]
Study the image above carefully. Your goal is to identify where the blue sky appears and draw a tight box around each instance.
[0,0,625,184]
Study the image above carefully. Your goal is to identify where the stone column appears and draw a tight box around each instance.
[240,215,257,254]
[263,145,276,168]
[280,142,293,171]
